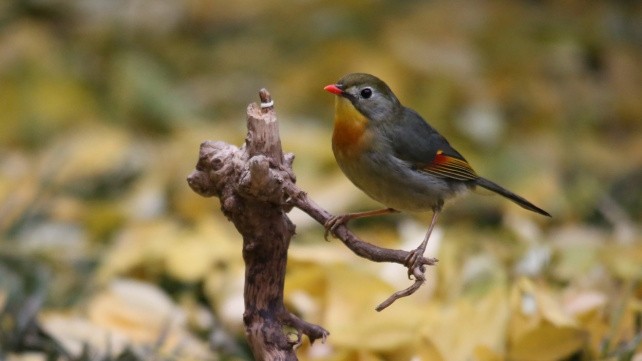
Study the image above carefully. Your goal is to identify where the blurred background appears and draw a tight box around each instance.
[1,0,641,360]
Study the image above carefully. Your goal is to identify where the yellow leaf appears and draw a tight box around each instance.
[574,306,609,355]
[605,244,642,280]
[562,291,607,317]
[323,265,419,351]
[474,345,503,361]
[165,237,214,282]
[399,336,445,361]
[508,322,586,361]
[96,220,177,281]
[84,279,211,357]
[509,277,577,345]
[41,282,210,359]
[165,217,239,282]
[421,288,509,361]
[5,352,47,361]
[288,242,359,264]
[88,279,186,343]
[43,126,133,187]
[39,314,128,357]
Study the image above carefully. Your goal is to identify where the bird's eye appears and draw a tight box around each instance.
[360,88,373,99]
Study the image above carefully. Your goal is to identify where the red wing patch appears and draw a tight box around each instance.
[419,150,478,181]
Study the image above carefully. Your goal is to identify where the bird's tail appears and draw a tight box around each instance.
[475,177,551,217]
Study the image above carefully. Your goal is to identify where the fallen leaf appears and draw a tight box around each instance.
[6,353,46,361]
[88,279,187,343]
[508,278,586,361]
[40,314,128,356]
[421,288,509,361]
[563,291,607,317]
[474,345,504,361]
[508,322,586,361]
[323,265,419,352]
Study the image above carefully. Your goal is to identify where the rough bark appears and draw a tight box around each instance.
[186,89,437,360]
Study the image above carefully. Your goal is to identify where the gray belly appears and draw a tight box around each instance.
[335,150,468,212]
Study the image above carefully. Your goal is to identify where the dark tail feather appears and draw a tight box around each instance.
[475,177,551,217]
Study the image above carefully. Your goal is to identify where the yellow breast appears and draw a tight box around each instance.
[332,97,371,156]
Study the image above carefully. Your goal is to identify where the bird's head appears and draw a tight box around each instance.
[324,73,401,124]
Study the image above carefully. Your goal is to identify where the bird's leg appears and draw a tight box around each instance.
[324,208,398,241]
[404,209,440,279]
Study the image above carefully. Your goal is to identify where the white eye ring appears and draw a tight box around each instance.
[360,87,373,99]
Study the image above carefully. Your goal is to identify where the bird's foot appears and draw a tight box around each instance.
[323,214,352,241]
[404,246,427,280]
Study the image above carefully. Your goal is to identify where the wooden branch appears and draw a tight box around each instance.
[283,183,437,267]
[186,89,438,360]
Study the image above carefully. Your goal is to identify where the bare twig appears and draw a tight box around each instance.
[375,266,426,311]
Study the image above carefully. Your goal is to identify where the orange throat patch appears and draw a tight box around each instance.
[332,97,370,155]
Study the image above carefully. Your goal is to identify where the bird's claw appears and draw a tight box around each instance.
[323,214,350,241]
[404,247,426,280]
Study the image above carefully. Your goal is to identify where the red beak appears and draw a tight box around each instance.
[324,84,343,95]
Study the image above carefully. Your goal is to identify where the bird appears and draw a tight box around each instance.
[323,73,550,275]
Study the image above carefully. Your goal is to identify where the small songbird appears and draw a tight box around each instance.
[324,73,550,274]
